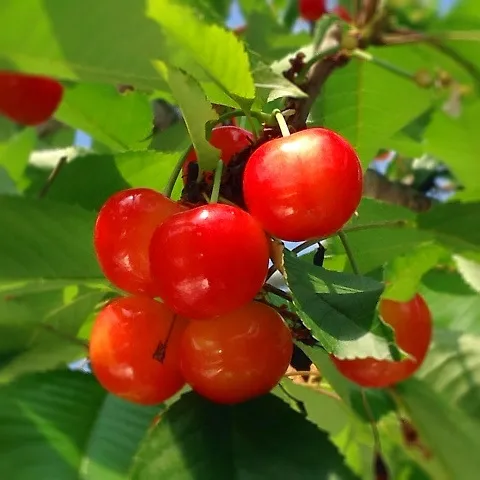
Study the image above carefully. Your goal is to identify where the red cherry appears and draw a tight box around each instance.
[89,296,188,405]
[180,301,293,404]
[149,203,269,319]
[298,0,326,21]
[0,71,63,126]
[243,128,363,241]
[182,125,253,184]
[331,294,433,388]
[94,188,186,297]
[331,6,352,22]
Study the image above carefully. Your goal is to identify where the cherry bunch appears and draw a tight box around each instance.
[90,122,432,406]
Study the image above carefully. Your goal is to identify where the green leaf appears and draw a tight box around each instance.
[132,392,357,479]
[0,127,36,183]
[418,329,480,421]
[350,197,416,225]
[0,0,255,101]
[299,345,396,422]
[332,227,433,274]
[0,196,101,282]
[424,103,480,200]
[417,201,480,258]
[55,82,153,151]
[166,69,219,171]
[383,242,446,301]
[396,378,480,480]
[314,46,432,167]
[284,251,403,361]
[32,147,189,211]
[453,254,480,293]
[0,287,104,383]
[0,370,160,479]
[149,0,255,101]
[420,269,480,334]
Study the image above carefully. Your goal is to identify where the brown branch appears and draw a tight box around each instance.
[263,283,292,302]
[363,169,433,212]
[38,156,68,199]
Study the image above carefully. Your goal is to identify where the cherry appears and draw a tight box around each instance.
[0,71,63,126]
[89,296,188,405]
[331,6,352,22]
[149,203,269,319]
[94,188,186,297]
[298,0,326,22]
[180,301,293,404]
[331,294,433,388]
[182,125,253,184]
[243,128,362,242]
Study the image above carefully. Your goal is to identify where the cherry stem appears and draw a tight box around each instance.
[297,45,341,82]
[163,149,189,198]
[292,220,408,256]
[338,230,360,275]
[153,314,177,363]
[38,156,67,199]
[361,388,384,459]
[273,109,291,137]
[209,159,224,204]
[352,49,417,83]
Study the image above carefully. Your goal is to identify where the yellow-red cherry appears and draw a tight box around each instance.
[243,128,363,242]
[180,301,293,404]
[94,188,186,297]
[331,294,433,388]
[149,203,269,319]
[89,296,188,405]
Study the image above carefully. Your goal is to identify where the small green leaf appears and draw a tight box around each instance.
[383,242,446,301]
[0,127,36,183]
[166,69,219,171]
[396,378,480,480]
[132,392,357,479]
[418,329,480,421]
[0,370,160,479]
[55,82,153,151]
[453,255,480,293]
[149,0,255,101]
[284,251,402,361]
[352,197,416,225]
[417,201,480,257]
[0,287,104,383]
[0,196,101,283]
[299,345,396,423]
[420,269,480,334]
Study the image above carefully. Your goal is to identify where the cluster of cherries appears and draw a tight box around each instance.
[89,124,366,405]
[299,0,352,23]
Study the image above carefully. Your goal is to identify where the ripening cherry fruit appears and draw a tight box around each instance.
[0,71,63,126]
[331,6,352,22]
[89,296,188,405]
[94,188,186,297]
[298,0,326,21]
[149,203,269,319]
[243,128,362,242]
[182,125,253,183]
[331,294,433,388]
[180,301,293,404]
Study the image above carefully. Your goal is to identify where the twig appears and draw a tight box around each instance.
[338,230,360,275]
[39,323,89,349]
[263,283,292,301]
[38,156,67,199]
[352,49,416,82]
[163,150,189,198]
